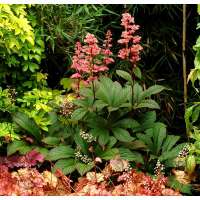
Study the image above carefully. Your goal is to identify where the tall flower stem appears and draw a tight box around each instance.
[182,4,187,111]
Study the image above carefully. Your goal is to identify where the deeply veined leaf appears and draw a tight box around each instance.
[119,148,144,164]
[53,159,76,175]
[12,112,41,141]
[74,132,88,154]
[116,70,133,83]
[162,135,180,153]
[42,137,60,146]
[112,127,134,142]
[7,140,28,156]
[71,108,87,121]
[76,162,94,176]
[46,145,74,161]
[159,143,187,162]
[141,85,165,99]
[133,67,142,79]
[135,99,160,109]
[107,136,117,148]
[101,148,119,160]
[133,83,143,103]
[113,118,140,129]
[98,129,110,146]
[152,122,166,155]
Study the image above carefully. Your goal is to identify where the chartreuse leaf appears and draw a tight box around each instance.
[46,145,74,161]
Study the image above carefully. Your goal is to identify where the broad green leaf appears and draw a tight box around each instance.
[46,145,74,161]
[142,85,165,99]
[113,118,140,129]
[71,108,87,121]
[107,136,117,148]
[135,99,160,109]
[162,135,180,153]
[116,70,133,83]
[7,140,28,156]
[54,159,76,175]
[133,67,142,79]
[74,132,88,154]
[76,162,94,176]
[133,83,143,103]
[112,128,134,142]
[101,148,119,160]
[42,137,60,146]
[159,143,187,162]
[98,129,110,146]
[119,148,144,164]
[12,112,41,141]
[152,123,166,155]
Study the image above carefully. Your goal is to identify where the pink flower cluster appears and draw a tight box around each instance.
[118,13,143,66]
[70,32,114,85]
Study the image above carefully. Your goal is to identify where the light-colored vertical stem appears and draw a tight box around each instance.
[182,4,187,111]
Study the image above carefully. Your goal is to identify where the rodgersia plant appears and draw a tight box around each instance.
[67,12,185,176]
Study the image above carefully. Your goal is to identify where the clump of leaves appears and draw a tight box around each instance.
[0,150,44,168]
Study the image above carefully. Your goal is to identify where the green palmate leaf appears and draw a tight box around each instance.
[113,118,140,129]
[7,140,29,156]
[12,112,41,141]
[133,83,143,103]
[42,136,60,145]
[74,132,88,154]
[46,145,74,161]
[54,159,76,175]
[162,135,180,153]
[116,70,133,83]
[112,128,134,142]
[71,108,87,121]
[96,77,128,108]
[159,143,187,162]
[135,99,160,109]
[141,85,165,99]
[34,147,49,157]
[152,122,167,155]
[76,162,94,176]
[107,136,117,148]
[98,129,110,146]
[101,148,119,160]
[119,148,144,164]
[136,133,153,150]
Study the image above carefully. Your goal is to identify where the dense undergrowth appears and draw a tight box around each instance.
[0,4,200,196]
